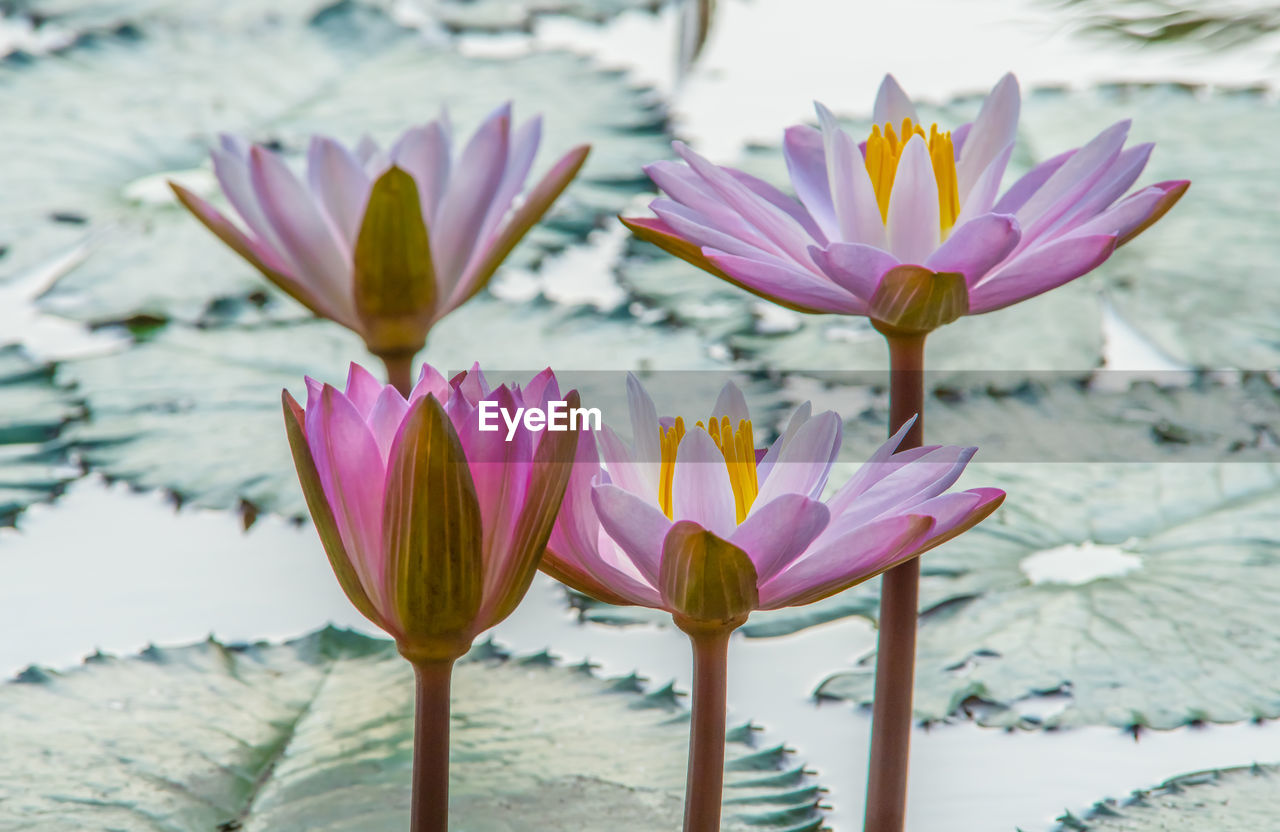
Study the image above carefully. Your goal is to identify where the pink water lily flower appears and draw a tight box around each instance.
[283,362,579,662]
[623,73,1188,333]
[176,105,589,387]
[544,375,1003,624]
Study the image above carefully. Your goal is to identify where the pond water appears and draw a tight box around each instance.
[4,0,1280,829]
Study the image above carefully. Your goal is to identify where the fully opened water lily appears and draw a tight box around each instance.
[175,105,589,392]
[624,73,1187,334]
[283,362,579,832]
[542,375,1003,832]
[624,73,1188,832]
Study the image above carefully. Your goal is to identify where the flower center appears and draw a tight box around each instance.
[864,117,960,235]
[658,416,760,523]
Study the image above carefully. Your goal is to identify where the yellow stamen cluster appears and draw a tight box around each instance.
[863,117,960,235]
[657,415,760,524]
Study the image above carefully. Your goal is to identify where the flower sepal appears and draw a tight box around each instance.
[352,166,437,360]
[661,522,759,632]
[869,265,969,337]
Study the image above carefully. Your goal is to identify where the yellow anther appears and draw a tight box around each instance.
[658,414,759,523]
[864,117,961,236]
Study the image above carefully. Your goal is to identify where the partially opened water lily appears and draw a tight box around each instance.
[283,362,579,832]
[542,375,1002,832]
[624,73,1187,334]
[175,105,590,392]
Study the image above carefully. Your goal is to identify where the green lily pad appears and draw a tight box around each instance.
[1051,763,1280,831]
[1060,0,1280,50]
[0,345,81,526]
[2,0,666,37]
[832,373,1280,463]
[0,627,826,831]
[0,7,668,323]
[1016,84,1275,371]
[818,460,1280,730]
[58,298,725,521]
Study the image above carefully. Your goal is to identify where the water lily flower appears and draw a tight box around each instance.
[623,73,1187,335]
[542,375,1002,832]
[283,361,579,832]
[175,106,590,391]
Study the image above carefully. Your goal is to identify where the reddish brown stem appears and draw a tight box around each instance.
[411,660,453,832]
[863,331,927,832]
[680,624,733,832]
[379,352,416,397]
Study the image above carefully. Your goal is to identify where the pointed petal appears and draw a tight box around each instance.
[455,144,590,307]
[726,166,828,243]
[816,102,887,248]
[925,213,1020,285]
[306,383,387,611]
[872,74,919,126]
[809,242,899,300]
[431,106,511,296]
[672,428,737,537]
[954,144,1013,228]
[476,391,581,630]
[283,392,386,631]
[969,233,1117,313]
[704,249,864,314]
[759,513,934,608]
[307,136,372,251]
[672,141,819,266]
[956,73,1020,202]
[391,121,452,225]
[753,410,842,506]
[1116,180,1188,247]
[345,362,386,417]
[592,482,672,585]
[543,434,663,607]
[711,381,750,425]
[912,487,1005,553]
[1015,121,1130,238]
[730,494,830,582]
[170,182,325,316]
[249,146,355,324]
[886,136,941,263]
[992,148,1075,215]
[783,124,839,239]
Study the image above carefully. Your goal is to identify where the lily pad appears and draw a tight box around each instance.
[1017,84,1279,371]
[0,8,669,323]
[818,460,1280,729]
[1051,763,1280,831]
[1061,0,1280,50]
[0,627,826,831]
[0,345,81,526]
[2,0,666,37]
[832,373,1280,463]
[58,298,725,520]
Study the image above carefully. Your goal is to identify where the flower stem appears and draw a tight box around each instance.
[863,331,927,832]
[411,659,453,832]
[680,623,734,832]
[379,351,416,397]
